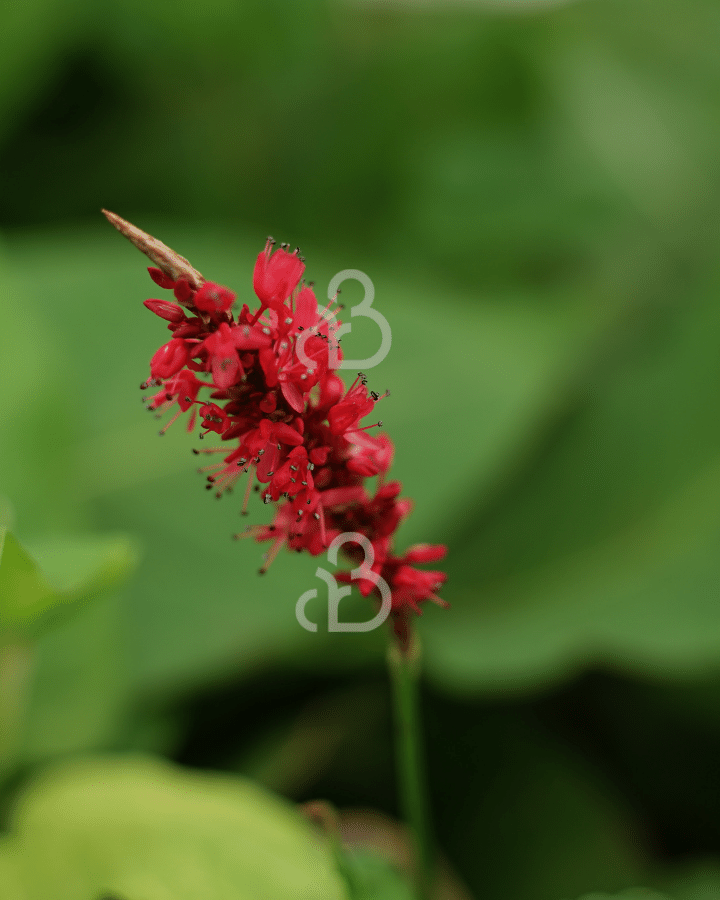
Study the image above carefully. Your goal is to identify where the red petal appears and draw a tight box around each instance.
[256,441,279,482]
[294,285,319,329]
[273,423,304,446]
[233,324,272,350]
[148,267,176,289]
[211,352,241,390]
[281,379,305,413]
[404,544,447,563]
[309,447,329,465]
[174,278,194,304]
[347,457,380,477]
[259,348,279,387]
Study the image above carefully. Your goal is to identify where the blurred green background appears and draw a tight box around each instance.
[3,0,720,897]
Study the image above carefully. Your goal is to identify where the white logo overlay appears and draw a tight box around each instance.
[296,269,391,371]
[295,532,392,633]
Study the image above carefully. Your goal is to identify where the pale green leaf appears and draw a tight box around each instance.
[0,755,348,900]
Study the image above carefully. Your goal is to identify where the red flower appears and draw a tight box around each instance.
[127,224,447,634]
[150,339,190,380]
[202,323,243,390]
[253,238,305,312]
[327,375,375,436]
[194,281,236,314]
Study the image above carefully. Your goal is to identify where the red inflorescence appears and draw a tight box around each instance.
[140,239,447,645]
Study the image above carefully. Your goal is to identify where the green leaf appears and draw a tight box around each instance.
[0,529,56,637]
[23,533,139,607]
[0,528,137,641]
[340,848,415,900]
[437,713,645,900]
[662,862,720,900]
[0,755,347,900]
[423,261,720,693]
[16,592,132,763]
[0,529,137,773]
[570,892,672,900]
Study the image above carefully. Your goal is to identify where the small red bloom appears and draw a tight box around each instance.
[202,323,243,390]
[328,374,375,436]
[199,402,228,435]
[150,339,190,380]
[194,281,236,314]
[253,239,305,311]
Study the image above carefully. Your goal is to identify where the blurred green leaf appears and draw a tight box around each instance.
[0,528,136,774]
[24,533,138,607]
[664,864,720,900]
[423,260,720,692]
[0,530,56,638]
[341,848,415,900]
[570,892,671,900]
[16,592,131,763]
[435,711,644,900]
[0,527,136,641]
[0,755,347,900]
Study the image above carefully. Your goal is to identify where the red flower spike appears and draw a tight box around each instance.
[111,212,448,632]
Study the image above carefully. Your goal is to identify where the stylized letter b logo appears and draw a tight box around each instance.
[295,270,392,373]
[295,532,392,633]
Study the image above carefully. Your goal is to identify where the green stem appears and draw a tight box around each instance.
[0,642,32,780]
[387,631,434,900]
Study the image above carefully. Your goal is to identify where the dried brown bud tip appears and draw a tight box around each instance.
[101,209,205,291]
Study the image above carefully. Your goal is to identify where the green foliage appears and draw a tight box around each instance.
[0,527,135,779]
[3,1,720,898]
[0,755,347,900]
[341,848,416,900]
[570,892,671,900]
[0,528,137,641]
[0,530,57,640]
[422,258,720,691]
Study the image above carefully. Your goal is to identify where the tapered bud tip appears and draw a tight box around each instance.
[101,209,205,292]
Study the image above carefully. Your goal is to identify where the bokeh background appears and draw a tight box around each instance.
[3,0,720,897]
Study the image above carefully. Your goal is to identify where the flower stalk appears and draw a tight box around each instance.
[388,630,434,900]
